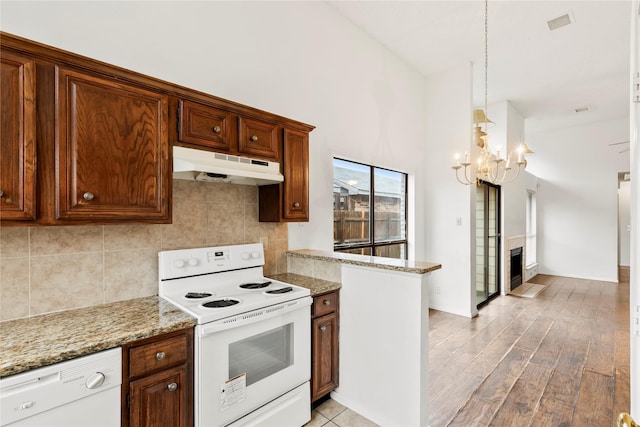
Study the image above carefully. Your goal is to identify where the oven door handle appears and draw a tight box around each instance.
[198,297,312,336]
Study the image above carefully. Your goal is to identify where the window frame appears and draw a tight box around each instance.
[333,158,408,259]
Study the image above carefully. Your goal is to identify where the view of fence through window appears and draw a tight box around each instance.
[333,158,407,259]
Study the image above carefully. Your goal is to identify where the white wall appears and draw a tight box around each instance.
[0,1,429,260]
[424,63,476,317]
[526,117,630,282]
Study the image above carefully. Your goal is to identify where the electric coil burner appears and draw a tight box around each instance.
[158,243,312,427]
[202,298,240,308]
[239,281,271,289]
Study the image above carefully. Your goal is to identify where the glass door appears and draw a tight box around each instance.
[476,181,501,306]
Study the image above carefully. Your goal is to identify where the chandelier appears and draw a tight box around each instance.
[452,0,530,186]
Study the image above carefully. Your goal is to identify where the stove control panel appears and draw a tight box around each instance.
[159,243,265,280]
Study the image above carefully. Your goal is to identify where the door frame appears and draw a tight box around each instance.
[476,180,501,307]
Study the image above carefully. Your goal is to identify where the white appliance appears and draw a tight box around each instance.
[173,146,284,186]
[159,243,312,427]
[0,347,122,426]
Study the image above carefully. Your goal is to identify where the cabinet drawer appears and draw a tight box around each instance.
[129,334,188,377]
[178,99,234,151]
[312,292,338,318]
[238,116,279,160]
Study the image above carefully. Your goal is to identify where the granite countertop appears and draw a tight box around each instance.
[268,273,341,296]
[287,249,442,275]
[0,296,196,378]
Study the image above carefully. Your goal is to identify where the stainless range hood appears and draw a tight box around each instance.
[173,146,284,186]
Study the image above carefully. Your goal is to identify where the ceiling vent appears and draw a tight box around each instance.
[547,13,573,31]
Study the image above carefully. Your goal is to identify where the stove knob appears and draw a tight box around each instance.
[251,251,260,259]
[188,258,199,266]
[174,259,186,268]
[241,252,250,260]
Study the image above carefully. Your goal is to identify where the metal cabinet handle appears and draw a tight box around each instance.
[320,326,327,332]
[323,299,331,306]
[156,352,166,361]
[250,135,258,142]
[83,192,94,201]
[0,190,4,197]
[213,126,221,133]
[293,202,300,208]
[167,382,178,392]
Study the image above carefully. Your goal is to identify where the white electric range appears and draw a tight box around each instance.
[159,243,311,427]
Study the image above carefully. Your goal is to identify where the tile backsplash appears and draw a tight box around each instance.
[0,180,289,321]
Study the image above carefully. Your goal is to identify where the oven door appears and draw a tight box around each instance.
[195,297,312,427]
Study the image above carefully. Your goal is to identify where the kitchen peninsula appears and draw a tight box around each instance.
[286,249,441,427]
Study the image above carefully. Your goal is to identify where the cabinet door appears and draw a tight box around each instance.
[238,116,279,160]
[178,99,235,152]
[0,52,36,220]
[282,129,309,221]
[129,365,189,427]
[311,312,338,402]
[56,66,170,222]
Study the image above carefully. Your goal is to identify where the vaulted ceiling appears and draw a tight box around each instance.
[329,1,631,135]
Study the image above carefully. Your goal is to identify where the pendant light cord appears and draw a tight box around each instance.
[484,0,489,132]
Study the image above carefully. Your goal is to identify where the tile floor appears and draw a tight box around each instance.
[306,398,378,427]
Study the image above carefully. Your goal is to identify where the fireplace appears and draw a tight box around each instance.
[510,247,523,290]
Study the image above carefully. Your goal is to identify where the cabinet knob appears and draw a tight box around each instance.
[213,125,221,133]
[250,135,258,142]
[0,190,4,197]
[83,192,94,201]
[320,326,327,332]
[323,299,331,306]
[293,202,300,208]
[156,352,166,361]
[167,382,178,392]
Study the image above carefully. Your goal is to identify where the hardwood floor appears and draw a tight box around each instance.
[429,274,630,427]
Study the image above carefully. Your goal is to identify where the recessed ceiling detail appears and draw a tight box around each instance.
[574,106,590,113]
[547,12,573,31]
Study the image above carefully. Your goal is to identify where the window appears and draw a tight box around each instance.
[525,190,537,266]
[333,158,408,259]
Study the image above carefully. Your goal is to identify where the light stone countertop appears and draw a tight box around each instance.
[267,273,341,296]
[287,249,442,275]
[0,296,196,378]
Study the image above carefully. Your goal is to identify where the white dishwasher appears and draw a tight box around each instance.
[0,347,121,427]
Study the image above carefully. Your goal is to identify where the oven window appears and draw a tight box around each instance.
[228,323,294,386]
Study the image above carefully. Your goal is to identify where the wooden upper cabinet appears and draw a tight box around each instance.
[55,66,170,222]
[258,128,309,222]
[282,128,309,220]
[0,51,37,221]
[238,116,280,160]
[178,99,235,152]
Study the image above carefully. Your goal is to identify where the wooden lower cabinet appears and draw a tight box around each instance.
[311,291,339,402]
[122,328,193,427]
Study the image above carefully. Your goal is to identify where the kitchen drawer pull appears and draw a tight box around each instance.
[293,202,300,208]
[213,125,221,133]
[320,326,327,332]
[250,135,258,142]
[83,192,94,201]
[323,299,331,306]
[156,352,166,361]
[167,382,178,392]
